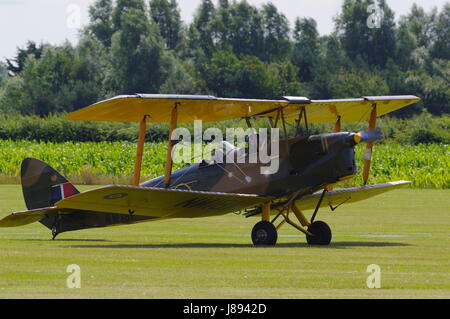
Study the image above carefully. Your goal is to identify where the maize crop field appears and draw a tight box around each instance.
[0,140,448,188]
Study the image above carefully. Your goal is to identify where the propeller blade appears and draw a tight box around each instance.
[362,142,374,185]
[362,106,378,185]
[351,131,380,185]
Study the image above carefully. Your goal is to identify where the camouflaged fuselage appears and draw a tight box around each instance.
[142,132,358,197]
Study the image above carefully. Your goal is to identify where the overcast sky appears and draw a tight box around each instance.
[0,0,447,60]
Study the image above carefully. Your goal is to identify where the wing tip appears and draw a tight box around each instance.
[387,180,411,186]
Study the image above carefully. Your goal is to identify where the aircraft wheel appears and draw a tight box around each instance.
[306,221,332,245]
[252,221,277,246]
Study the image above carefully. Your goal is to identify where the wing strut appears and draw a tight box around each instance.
[334,116,341,132]
[133,115,148,186]
[164,103,179,187]
[362,104,377,185]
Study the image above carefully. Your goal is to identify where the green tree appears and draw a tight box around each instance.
[0,76,29,114]
[204,51,299,99]
[88,0,114,47]
[269,62,302,96]
[399,4,436,49]
[383,59,424,116]
[405,59,450,115]
[306,35,351,99]
[261,3,291,62]
[149,0,183,50]
[0,43,101,116]
[183,24,209,66]
[394,4,449,115]
[292,17,320,82]
[208,0,232,52]
[328,68,390,98]
[109,8,171,93]
[160,59,207,94]
[430,3,450,60]
[394,23,417,70]
[206,1,265,59]
[112,0,147,31]
[335,0,396,67]
[2,0,448,119]
[192,0,216,56]
[6,41,46,75]
[0,62,7,88]
[226,1,264,59]
[77,34,110,99]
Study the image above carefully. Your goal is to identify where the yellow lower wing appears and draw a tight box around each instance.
[0,207,60,227]
[296,181,410,211]
[0,182,409,227]
[55,185,271,219]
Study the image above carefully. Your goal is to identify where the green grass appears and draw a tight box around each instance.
[0,185,449,298]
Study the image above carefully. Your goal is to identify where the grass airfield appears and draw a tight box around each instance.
[0,185,448,299]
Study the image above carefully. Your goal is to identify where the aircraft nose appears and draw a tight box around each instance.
[352,131,382,144]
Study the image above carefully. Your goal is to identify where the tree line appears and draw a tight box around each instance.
[0,0,448,118]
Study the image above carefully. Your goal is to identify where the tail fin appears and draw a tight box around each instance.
[3,158,151,237]
[21,158,79,210]
[2,158,152,237]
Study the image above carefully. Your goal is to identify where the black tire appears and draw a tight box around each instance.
[251,221,277,246]
[306,221,332,245]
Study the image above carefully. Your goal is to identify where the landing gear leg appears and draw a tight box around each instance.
[51,214,60,240]
[252,202,277,246]
[51,226,59,241]
[290,200,332,245]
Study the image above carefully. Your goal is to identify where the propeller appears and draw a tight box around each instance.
[352,129,382,186]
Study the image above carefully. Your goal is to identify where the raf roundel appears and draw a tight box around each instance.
[104,193,129,200]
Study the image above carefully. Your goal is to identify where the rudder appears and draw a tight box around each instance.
[21,158,79,210]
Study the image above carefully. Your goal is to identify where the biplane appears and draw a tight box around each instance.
[0,94,420,245]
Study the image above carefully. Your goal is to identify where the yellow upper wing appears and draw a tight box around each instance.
[65,94,420,124]
[261,95,421,124]
[65,94,286,123]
